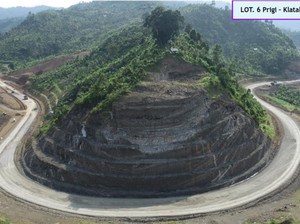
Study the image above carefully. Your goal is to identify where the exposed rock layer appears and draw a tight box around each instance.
[21,59,273,197]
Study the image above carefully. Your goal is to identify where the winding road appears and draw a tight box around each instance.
[0,79,300,218]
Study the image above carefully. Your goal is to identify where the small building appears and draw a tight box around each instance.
[170,47,179,54]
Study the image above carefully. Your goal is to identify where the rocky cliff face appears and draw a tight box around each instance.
[21,58,273,197]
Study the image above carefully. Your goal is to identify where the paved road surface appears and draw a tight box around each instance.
[0,80,299,218]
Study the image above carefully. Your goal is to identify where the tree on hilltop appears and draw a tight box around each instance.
[144,6,184,46]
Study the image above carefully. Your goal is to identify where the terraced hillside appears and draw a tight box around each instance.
[21,58,273,197]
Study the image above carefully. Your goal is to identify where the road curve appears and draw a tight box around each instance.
[0,80,300,218]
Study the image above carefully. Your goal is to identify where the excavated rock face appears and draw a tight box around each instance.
[21,58,273,197]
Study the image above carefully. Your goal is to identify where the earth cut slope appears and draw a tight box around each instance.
[21,58,273,197]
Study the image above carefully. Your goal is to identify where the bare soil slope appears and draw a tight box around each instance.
[21,57,273,198]
[1,52,88,86]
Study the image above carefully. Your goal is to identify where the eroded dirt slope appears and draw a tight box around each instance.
[20,57,273,197]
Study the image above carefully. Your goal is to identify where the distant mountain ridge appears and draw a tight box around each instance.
[0,6,58,33]
[181,4,298,75]
[0,1,298,76]
[0,17,24,33]
[0,6,57,20]
[0,1,159,62]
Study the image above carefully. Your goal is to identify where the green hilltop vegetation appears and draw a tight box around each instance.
[31,25,165,134]
[181,4,299,75]
[0,1,158,63]
[0,2,298,76]
[30,7,272,137]
[171,32,272,137]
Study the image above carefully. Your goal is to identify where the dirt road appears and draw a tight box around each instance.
[0,80,300,219]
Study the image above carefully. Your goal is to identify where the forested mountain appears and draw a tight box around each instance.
[285,31,300,49]
[181,4,299,75]
[0,6,55,20]
[30,10,270,136]
[0,17,24,33]
[0,6,57,33]
[0,2,298,76]
[0,2,158,63]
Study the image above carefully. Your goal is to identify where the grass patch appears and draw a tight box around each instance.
[174,81,201,89]
[0,216,11,224]
[259,113,276,140]
[52,83,62,95]
[198,74,223,99]
[49,92,58,106]
[267,96,298,112]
